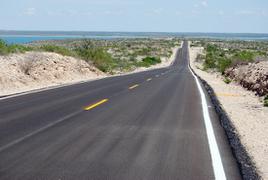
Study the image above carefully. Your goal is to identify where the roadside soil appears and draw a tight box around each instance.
[0,51,106,96]
[189,46,268,179]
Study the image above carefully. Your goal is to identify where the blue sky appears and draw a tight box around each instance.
[1,0,268,33]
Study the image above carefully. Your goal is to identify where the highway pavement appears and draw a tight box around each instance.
[0,41,241,179]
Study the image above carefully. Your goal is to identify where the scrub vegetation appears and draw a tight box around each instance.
[0,40,32,55]
[264,95,268,107]
[0,38,179,73]
[195,41,268,74]
[191,40,268,98]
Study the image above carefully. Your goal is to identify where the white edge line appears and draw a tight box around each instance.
[187,45,227,180]
[0,111,81,153]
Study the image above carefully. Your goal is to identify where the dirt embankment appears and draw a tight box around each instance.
[0,46,179,97]
[225,62,268,96]
[0,52,106,96]
[189,46,268,179]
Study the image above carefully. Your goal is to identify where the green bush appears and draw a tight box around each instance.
[223,77,232,84]
[40,45,74,57]
[203,44,218,70]
[204,55,216,69]
[0,39,32,55]
[0,40,8,55]
[75,47,115,72]
[206,44,218,52]
[137,57,161,67]
[203,44,258,73]
[264,95,268,107]
[233,51,255,62]
[218,57,232,73]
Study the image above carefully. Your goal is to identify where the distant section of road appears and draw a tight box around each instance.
[0,41,241,179]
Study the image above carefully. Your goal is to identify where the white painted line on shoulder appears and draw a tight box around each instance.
[188,55,226,179]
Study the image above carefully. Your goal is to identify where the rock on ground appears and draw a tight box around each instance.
[225,61,268,96]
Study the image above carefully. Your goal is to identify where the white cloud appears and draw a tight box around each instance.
[218,10,224,16]
[194,4,199,8]
[191,10,199,15]
[261,10,267,17]
[146,8,163,16]
[83,11,93,16]
[193,1,208,9]
[23,8,36,16]
[236,10,267,17]
[175,11,181,16]
[152,8,163,15]
[236,10,256,15]
[103,10,123,15]
[201,1,208,7]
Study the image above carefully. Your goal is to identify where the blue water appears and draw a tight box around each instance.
[0,35,83,44]
[1,31,268,44]
[0,35,149,44]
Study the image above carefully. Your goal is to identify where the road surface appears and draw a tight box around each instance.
[0,41,241,179]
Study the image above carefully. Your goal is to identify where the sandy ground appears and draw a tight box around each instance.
[189,46,268,179]
[0,45,180,97]
[0,52,106,96]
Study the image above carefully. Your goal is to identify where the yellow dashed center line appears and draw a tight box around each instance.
[146,78,152,81]
[84,99,108,111]
[129,84,139,90]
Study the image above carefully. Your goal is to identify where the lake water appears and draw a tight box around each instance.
[1,31,268,44]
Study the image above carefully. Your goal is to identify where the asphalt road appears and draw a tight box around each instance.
[0,41,241,180]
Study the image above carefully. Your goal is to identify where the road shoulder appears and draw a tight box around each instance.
[189,46,266,179]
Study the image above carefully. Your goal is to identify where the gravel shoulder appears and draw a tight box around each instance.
[189,46,268,179]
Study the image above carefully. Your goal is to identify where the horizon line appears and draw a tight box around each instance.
[0,30,268,35]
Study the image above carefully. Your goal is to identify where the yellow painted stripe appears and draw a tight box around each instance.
[84,99,108,111]
[146,78,152,81]
[129,84,139,90]
[216,93,240,97]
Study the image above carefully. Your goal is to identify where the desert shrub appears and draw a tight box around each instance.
[204,54,216,69]
[137,57,161,67]
[232,50,255,62]
[20,59,34,75]
[0,40,8,55]
[218,57,232,73]
[264,95,268,107]
[223,77,232,84]
[0,39,32,55]
[8,44,33,53]
[196,54,205,62]
[75,46,115,72]
[203,44,258,73]
[40,45,75,57]
[137,48,152,56]
[203,44,218,69]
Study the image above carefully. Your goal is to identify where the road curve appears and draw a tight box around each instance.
[0,41,241,179]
